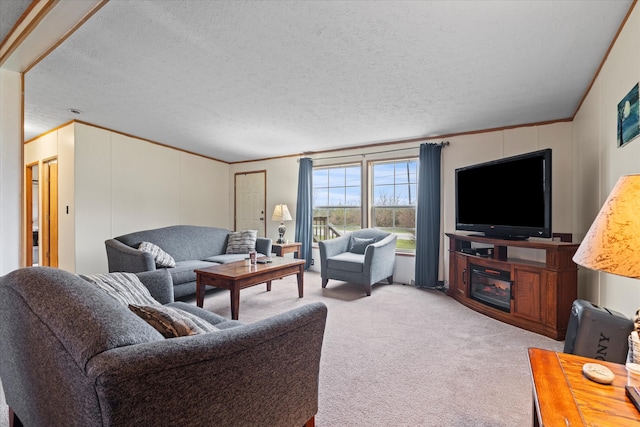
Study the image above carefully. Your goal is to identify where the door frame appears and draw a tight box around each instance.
[43,158,58,267]
[26,157,59,267]
[25,162,38,266]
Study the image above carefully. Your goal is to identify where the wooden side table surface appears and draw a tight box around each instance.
[272,242,301,257]
[528,347,640,426]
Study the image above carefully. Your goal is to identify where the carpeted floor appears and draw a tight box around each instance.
[194,270,563,426]
[0,270,563,426]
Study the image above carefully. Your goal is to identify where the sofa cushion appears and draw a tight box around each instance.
[349,237,375,254]
[327,252,365,273]
[80,272,160,306]
[129,304,219,338]
[168,260,219,285]
[203,253,264,264]
[226,230,257,254]
[138,241,176,268]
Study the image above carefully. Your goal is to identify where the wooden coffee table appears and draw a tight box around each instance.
[195,257,305,320]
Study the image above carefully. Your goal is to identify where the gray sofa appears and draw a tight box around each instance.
[0,266,327,427]
[319,228,397,296]
[105,225,272,298]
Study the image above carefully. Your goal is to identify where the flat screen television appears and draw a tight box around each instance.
[455,148,552,240]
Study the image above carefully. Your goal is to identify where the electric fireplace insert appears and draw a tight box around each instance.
[470,265,512,312]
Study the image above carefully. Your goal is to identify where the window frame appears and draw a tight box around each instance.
[311,154,419,253]
[312,163,364,240]
[368,157,418,253]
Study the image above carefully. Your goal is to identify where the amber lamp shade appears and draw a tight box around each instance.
[572,174,640,278]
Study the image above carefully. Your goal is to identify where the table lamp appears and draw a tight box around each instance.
[272,204,292,244]
[572,174,640,278]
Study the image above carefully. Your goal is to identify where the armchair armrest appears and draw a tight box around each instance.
[255,237,272,257]
[318,234,351,277]
[105,239,156,273]
[87,302,327,426]
[318,234,351,258]
[364,234,397,264]
[363,234,398,281]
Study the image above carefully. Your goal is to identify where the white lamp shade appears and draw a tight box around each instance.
[272,204,292,222]
[572,174,640,278]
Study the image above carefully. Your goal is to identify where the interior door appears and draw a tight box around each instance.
[235,171,266,237]
[42,159,59,267]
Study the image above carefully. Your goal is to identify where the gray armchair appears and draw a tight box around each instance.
[0,267,326,427]
[319,228,397,296]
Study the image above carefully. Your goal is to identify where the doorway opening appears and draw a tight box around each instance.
[25,159,58,267]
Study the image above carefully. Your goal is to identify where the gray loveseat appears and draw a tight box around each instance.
[105,225,272,298]
[0,267,327,427]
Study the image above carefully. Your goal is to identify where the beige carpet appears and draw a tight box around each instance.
[194,270,562,426]
[0,270,562,426]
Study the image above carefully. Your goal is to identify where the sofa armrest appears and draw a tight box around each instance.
[255,237,272,257]
[105,239,156,273]
[87,302,327,426]
[135,270,174,304]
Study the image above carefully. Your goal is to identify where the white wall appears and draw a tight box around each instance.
[229,157,299,241]
[77,124,231,274]
[74,123,109,273]
[180,154,229,226]
[58,124,75,270]
[25,122,231,274]
[572,4,640,317]
[228,122,573,287]
[0,69,22,275]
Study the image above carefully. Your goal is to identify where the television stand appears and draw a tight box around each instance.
[472,233,530,241]
[446,233,579,340]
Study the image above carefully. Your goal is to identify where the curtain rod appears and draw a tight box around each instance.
[300,141,449,162]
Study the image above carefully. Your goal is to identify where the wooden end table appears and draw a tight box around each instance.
[272,242,301,258]
[528,347,640,426]
[195,257,305,320]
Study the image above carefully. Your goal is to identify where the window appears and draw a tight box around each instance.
[311,157,418,251]
[312,165,362,241]
[371,159,418,250]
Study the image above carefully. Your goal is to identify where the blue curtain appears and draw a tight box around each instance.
[295,157,313,269]
[414,143,443,288]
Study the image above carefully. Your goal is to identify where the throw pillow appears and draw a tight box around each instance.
[349,237,375,254]
[226,230,258,254]
[80,272,160,306]
[129,304,218,338]
[138,241,176,268]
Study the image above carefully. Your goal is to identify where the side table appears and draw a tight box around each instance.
[528,347,640,426]
[272,242,301,258]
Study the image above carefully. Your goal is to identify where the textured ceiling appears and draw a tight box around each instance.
[0,0,30,43]
[8,1,636,162]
